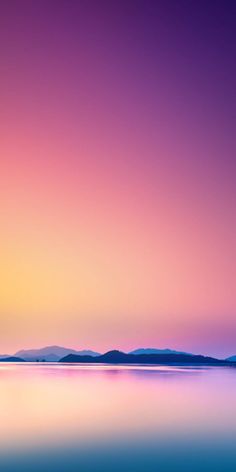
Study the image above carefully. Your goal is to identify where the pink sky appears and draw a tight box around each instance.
[0,1,235,357]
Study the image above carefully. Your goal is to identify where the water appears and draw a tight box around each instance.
[0,363,236,471]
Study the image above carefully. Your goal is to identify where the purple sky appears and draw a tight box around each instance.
[0,1,235,357]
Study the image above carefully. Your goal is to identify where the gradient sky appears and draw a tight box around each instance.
[0,0,235,357]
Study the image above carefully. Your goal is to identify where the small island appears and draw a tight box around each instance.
[59,350,234,366]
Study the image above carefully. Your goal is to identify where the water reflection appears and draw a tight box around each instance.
[0,363,236,471]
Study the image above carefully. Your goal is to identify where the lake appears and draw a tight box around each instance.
[0,363,236,471]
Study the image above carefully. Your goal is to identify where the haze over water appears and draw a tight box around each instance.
[0,363,236,471]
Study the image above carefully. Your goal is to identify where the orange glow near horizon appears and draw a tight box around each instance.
[1,143,235,356]
[0,0,235,357]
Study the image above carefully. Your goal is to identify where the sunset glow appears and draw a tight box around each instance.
[0,1,235,357]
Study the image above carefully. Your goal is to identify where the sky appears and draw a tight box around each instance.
[0,0,235,357]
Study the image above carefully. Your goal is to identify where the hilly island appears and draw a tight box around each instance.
[59,350,234,365]
[0,346,235,365]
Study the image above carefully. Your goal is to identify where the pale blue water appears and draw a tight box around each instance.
[0,363,236,471]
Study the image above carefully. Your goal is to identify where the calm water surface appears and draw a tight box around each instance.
[0,363,236,471]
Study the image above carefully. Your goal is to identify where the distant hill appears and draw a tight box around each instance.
[59,349,231,365]
[0,357,25,362]
[227,356,236,362]
[130,348,192,356]
[1,346,234,364]
[14,345,100,362]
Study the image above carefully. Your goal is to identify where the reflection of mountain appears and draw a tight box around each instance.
[59,350,231,365]
[130,348,192,356]
[227,356,236,362]
[14,346,100,362]
[0,357,25,362]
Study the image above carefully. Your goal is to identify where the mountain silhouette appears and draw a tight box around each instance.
[0,357,25,362]
[14,345,100,362]
[130,348,192,356]
[59,350,232,365]
[0,346,234,364]
[0,354,10,359]
[227,355,236,362]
